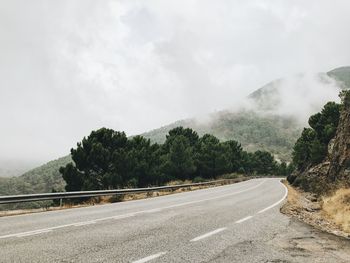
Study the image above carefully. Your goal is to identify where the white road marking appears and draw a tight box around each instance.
[132,252,167,263]
[73,221,96,226]
[16,229,52,238]
[0,180,266,240]
[163,180,266,210]
[110,214,136,220]
[190,227,227,242]
[257,181,288,214]
[235,215,253,223]
[144,208,162,213]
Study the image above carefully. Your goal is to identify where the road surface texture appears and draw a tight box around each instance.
[1,178,349,262]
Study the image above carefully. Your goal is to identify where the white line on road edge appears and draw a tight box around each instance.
[257,181,288,214]
[190,227,227,242]
[16,229,52,238]
[132,252,167,263]
[162,180,266,210]
[0,180,266,240]
[235,216,253,223]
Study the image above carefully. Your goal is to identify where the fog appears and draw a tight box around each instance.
[0,0,350,169]
[245,73,341,123]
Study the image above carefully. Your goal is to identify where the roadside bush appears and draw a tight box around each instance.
[193,176,205,183]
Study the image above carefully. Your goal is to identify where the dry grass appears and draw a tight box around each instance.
[283,180,299,204]
[322,188,350,233]
[280,180,310,215]
[282,180,350,238]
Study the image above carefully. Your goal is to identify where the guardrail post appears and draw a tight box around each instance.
[60,198,63,208]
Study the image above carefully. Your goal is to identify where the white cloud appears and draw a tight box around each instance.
[0,0,349,164]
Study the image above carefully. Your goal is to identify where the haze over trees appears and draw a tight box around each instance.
[60,127,290,191]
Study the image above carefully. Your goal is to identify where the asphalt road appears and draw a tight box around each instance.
[1,178,347,263]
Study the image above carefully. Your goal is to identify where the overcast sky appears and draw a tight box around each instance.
[1,0,350,165]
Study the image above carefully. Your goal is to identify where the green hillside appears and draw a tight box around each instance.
[142,110,301,162]
[327,66,350,88]
[0,155,69,196]
[142,66,350,161]
[1,66,348,199]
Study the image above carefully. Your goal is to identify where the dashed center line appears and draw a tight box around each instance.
[73,221,96,227]
[16,229,52,238]
[190,227,227,242]
[235,215,253,223]
[0,180,266,240]
[144,208,162,213]
[132,252,167,263]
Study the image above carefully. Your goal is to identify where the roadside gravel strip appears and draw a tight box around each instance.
[1,178,349,262]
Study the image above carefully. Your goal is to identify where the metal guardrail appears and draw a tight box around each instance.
[0,179,232,205]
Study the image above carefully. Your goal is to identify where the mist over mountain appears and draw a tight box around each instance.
[0,160,39,178]
[142,67,347,161]
[0,66,348,198]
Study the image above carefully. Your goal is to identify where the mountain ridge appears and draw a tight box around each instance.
[1,66,348,197]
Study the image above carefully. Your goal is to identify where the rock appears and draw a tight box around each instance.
[295,91,350,191]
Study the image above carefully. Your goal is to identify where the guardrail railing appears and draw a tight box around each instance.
[0,179,234,205]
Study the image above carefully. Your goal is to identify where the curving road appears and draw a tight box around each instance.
[1,178,348,262]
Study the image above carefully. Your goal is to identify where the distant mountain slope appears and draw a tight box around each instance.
[0,160,39,177]
[142,110,300,162]
[1,66,348,198]
[0,155,69,196]
[142,67,349,161]
[327,66,350,89]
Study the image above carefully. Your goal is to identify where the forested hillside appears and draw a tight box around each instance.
[60,127,291,192]
[142,111,300,162]
[327,66,350,89]
[1,66,348,198]
[0,155,69,196]
[142,66,349,162]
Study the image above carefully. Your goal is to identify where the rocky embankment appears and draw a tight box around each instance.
[295,91,350,192]
[285,91,350,238]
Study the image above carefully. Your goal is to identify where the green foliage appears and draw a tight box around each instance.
[250,150,277,175]
[292,102,341,170]
[161,135,196,181]
[292,128,317,170]
[141,111,301,163]
[0,156,70,210]
[60,126,288,192]
[340,89,350,106]
[192,176,205,183]
[195,134,228,179]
